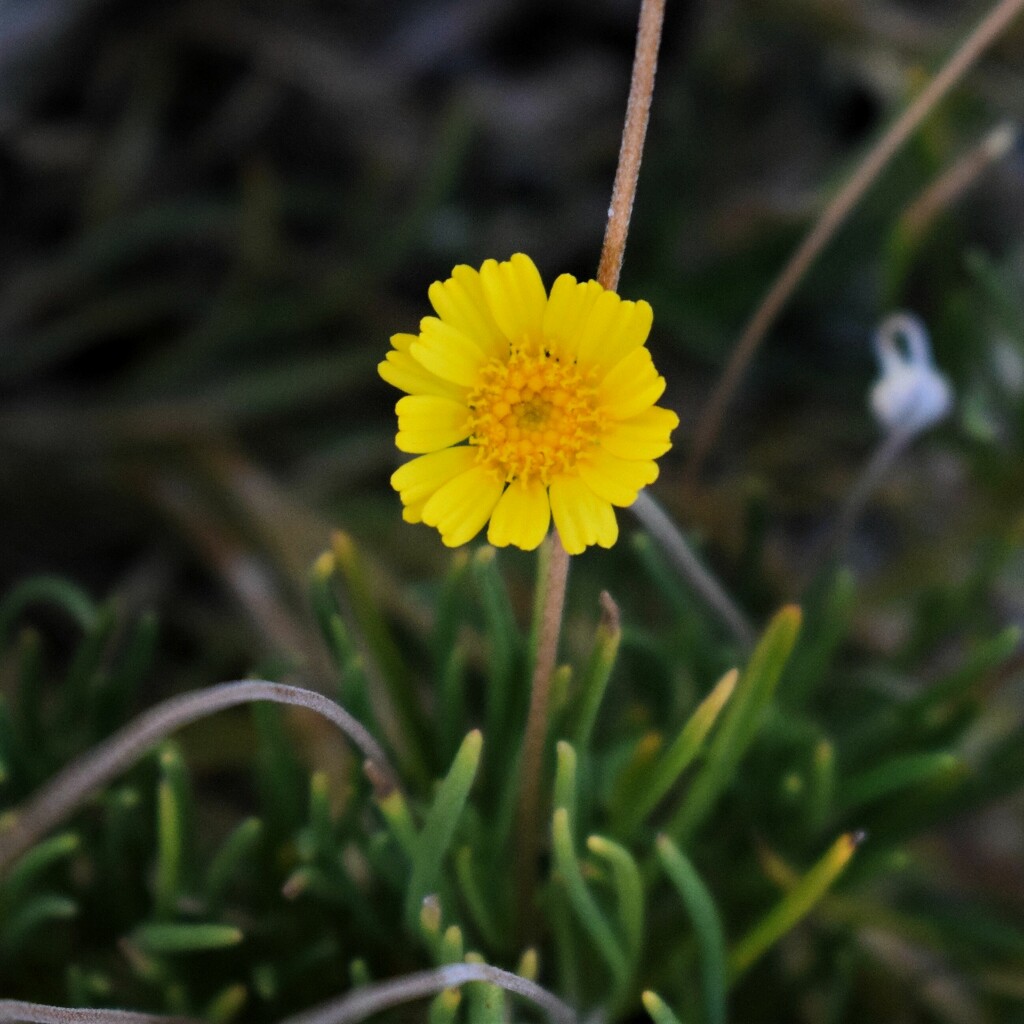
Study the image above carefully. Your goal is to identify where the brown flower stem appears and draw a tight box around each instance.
[597,0,667,292]
[514,0,666,928]
[685,0,1024,487]
[514,533,570,926]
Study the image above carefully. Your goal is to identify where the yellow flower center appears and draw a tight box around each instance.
[467,346,601,485]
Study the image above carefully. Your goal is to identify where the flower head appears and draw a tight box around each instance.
[379,254,679,554]
[869,312,953,434]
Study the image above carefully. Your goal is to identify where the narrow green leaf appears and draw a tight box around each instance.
[571,592,622,750]
[439,643,468,767]
[1,893,77,951]
[553,741,578,824]
[205,817,263,912]
[405,730,484,929]
[375,786,418,859]
[783,569,855,706]
[642,990,687,1024]
[616,668,737,837]
[205,983,248,1024]
[729,833,860,980]
[838,752,962,815]
[3,832,79,907]
[551,808,628,1005]
[455,846,503,951]
[154,743,189,919]
[332,531,430,784]
[656,836,727,1024]
[133,921,243,954]
[0,576,96,648]
[587,835,644,966]
[473,547,518,739]
[429,988,463,1024]
[667,606,802,843]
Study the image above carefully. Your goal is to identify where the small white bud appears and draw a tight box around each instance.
[869,312,953,434]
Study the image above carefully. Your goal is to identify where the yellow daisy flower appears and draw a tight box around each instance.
[379,253,679,555]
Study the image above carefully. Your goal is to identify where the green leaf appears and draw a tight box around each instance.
[666,606,802,843]
[551,808,629,1007]
[405,730,483,929]
[642,990,687,1024]
[132,922,243,954]
[614,668,737,837]
[571,592,622,750]
[729,833,860,980]
[656,836,727,1024]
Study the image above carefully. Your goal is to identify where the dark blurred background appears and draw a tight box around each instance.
[2,0,1023,679]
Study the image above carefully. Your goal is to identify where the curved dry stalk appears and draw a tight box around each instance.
[0,680,397,875]
[275,963,577,1024]
[686,0,1024,484]
[0,1003,198,1024]
[630,491,754,649]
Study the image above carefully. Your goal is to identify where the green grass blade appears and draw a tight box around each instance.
[656,836,727,1024]
[405,730,483,929]
[666,606,802,843]
[729,833,860,981]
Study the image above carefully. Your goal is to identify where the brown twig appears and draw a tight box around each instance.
[0,681,398,875]
[685,0,1024,486]
[514,533,571,924]
[0,1006,197,1024]
[597,0,666,292]
[276,962,576,1024]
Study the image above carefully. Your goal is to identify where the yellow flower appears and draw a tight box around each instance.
[379,254,679,555]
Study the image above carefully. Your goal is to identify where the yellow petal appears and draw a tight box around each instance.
[429,265,509,360]
[601,406,679,459]
[549,474,618,554]
[391,447,479,519]
[411,318,491,388]
[480,253,547,344]
[487,478,551,551]
[396,395,470,453]
[599,347,666,420]
[379,347,467,401]
[421,465,505,547]
[576,292,653,375]
[577,450,659,507]
[541,274,606,360]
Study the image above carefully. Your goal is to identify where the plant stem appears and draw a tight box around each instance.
[0,681,398,876]
[276,963,576,1024]
[597,0,666,292]
[685,0,1024,486]
[0,1004,197,1024]
[514,0,666,929]
[515,534,571,925]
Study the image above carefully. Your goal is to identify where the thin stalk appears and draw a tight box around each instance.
[630,492,754,649]
[275,963,577,1024]
[597,0,666,291]
[685,0,1024,484]
[0,1005,197,1024]
[0,681,397,875]
[515,535,571,923]
[515,0,666,927]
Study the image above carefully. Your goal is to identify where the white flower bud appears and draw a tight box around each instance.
[869,312,953,434]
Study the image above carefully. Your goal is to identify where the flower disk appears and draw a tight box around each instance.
[379,253,679,555]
